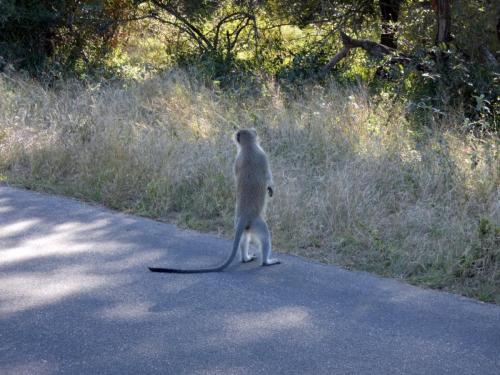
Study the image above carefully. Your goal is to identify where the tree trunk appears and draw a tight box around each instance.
[435,0,451,45]
[496,17,499,44]
[432,0,452,69]
[379,0,401,49]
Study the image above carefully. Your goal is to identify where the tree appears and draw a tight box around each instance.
[379,0,402,49]
[138,0,259,63]
[0,0,136,74]
[433,0,451,45]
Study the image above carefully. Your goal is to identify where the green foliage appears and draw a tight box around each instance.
[3,0,497,131]
[264,0,376,28]
[0,0,63,71]
[0,0,135,75]
[276,50,328,82]
[375,44,499,133]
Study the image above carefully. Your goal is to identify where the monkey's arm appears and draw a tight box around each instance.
[265,161,274,197]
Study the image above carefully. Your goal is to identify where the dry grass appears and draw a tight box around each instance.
[1,71,499,302]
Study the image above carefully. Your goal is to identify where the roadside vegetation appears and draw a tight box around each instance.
[0,0,498,302]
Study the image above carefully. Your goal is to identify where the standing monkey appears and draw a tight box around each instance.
[149,129,280,273]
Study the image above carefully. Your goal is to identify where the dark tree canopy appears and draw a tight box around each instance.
[0,0,135,72]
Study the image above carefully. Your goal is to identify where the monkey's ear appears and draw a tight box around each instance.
[235,131,241,143]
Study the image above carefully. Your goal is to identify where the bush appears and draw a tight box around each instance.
[0,0,134,76]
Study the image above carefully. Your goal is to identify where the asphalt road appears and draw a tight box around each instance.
[1,185,499,375]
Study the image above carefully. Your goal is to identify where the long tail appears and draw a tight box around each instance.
[148,220,247,274]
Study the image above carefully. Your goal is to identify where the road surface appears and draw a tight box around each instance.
[0,186,499,374]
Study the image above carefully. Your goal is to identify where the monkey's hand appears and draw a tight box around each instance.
[267,186,273,197]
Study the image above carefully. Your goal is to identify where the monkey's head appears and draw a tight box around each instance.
[235,129,257,146]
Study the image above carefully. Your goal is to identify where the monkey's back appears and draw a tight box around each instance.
[234,148,268,220]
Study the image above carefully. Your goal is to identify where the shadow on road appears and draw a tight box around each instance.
[1,187,500,375]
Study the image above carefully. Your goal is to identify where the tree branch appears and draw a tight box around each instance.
[152,15,209,52]
[323,31,394,72]
[150,0,214,51]
[323,47,350,71]
[213,12,254,52]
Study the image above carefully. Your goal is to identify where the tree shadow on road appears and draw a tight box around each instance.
[1,187,500,375]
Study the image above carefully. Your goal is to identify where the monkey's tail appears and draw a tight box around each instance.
[148,219,247,274]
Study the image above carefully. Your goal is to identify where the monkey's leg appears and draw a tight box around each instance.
[252,218,280,266]
[239,231,256,263]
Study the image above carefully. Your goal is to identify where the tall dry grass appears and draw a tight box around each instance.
[1,71,499,301]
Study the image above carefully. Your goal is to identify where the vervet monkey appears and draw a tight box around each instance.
[149,129,280,273]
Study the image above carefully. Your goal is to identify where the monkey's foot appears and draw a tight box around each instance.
[242,254,257,263]
[263,259,281,266]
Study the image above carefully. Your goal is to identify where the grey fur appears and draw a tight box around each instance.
[149,129,279,273]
